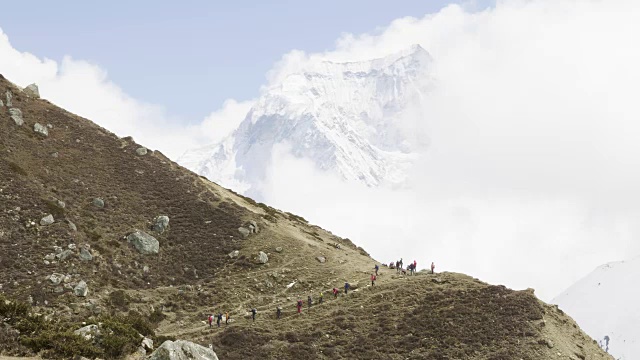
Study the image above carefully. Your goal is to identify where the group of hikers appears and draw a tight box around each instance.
[208,258,436,326]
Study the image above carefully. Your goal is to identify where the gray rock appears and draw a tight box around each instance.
[56,249,73,261]
[24,84,40,98]
[143,265,150,273]
[153,215,170,233]
[68,220,77,231]
[48,273,64,285]
[136,147,148,156]
[55,199,66,208]
[51,152,59,158]
[44,253,56,261]
[275,247,283,253]
[8,108,23,126]
[79,248,93,261]
[257,251,268,264]
[248,220,259,233]
[40,214,54,226]
[228,250,239,259]
[316,256,326,263]
[74,281,88,297]
[127,231,159,255]
[68,243,77,250]
[142,337,154,350]
[74,324,100,340]
[53,286,64,293]
[0,99,3,107]
[92,198,105,208]
[34,123,49,137]
[5,90,12,107]
[238,227,251,238]
[148,340,219,360]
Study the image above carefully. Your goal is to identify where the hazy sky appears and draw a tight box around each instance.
[0,0,487,121]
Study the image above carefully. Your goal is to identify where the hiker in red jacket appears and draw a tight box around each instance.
[208,314,213,328]
[296,299,303,314]
[413,260,417,271]
[371,273,376,286]
[332,287,339,299]
[431,262,435,274]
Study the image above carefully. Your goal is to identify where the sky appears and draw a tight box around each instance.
[2,0,640,302]
[0,0,480,121]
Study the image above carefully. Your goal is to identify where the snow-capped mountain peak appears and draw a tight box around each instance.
[179,44,432,197]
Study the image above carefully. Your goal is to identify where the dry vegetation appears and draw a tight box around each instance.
[0,74,612,359]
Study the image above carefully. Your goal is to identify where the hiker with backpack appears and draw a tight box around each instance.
[277,306,282,319]
[208,314,213,328]
[431,262,435,274]
[371,273,376,286]
[251,308,257,322]
[307,295,312,308]
[332,287,339,299]
[319,291,323,304]
[217,313,222,327]
[344,282,350,295]
[374,263,379,276]
[296,299,303,314]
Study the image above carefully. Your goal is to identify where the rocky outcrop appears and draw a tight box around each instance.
[24,84,40,98]
[127,231,159,255]
[34,123,49,137]
[40,214,54,226]
[136,147,148,156]
[148,340,219,360]
[5,90,12,107]
[56,249,73,261]
[257,251,268,264]
[153,215,170,233]
[74,281,88,297]
[8,108,23,126]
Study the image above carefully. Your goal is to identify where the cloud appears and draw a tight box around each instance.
[0,28,252,159]
[254,0,640,301]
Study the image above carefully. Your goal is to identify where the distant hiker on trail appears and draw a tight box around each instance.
[296,299,303,314]
[277,306,282,319]
[307,295,312,308]
[332,287,339,299]
[374,264,379,276]
[344,282,350,295]
[408,263,414,275]
[225,312,230,325]
[399,258,403,269]
[319,291,324,304]
[395,261,400,272]
[217,313,222,327]
[371,273,376,286]
[431,262,435,274]
[208,314,213,328]
[251,308,257,322]
[413,260,417,271]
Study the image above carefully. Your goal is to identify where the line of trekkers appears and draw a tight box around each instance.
[208,258,436,326]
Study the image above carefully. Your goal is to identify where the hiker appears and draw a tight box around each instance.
[395,261,400,272]
[371,273,376,286]
[431,262,435,274]
[251,308,257,322]
[307,295,312,308]
[225,312,230,325]
[408,263,414,275]
[344,282,350,295]
[413,260,417,271]
[389,262,395,269]
[208,314,213,328]
[332,287,339,299]
[296,299,303,314]
[374,263,379,276]
[217,313,222,327]
[399,258,403,268]
[319,291,324,304]
[277,306,282,319]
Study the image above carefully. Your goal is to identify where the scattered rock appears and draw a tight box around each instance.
[143,265,150,273]
[79,247,93,261]
[148,340,219,360]
[316,256,326,263]
[142,337,154,350]
[538,339,554,349]
[34,123,49,136]
[68,220,77,231]
[8,108,23,126]
[55,199,66,208]
[48,273,64,285]
[51,151,59,158]
[127,231,160,255]
[136,147,148,156]
[40,214,54,226]
[238,227,251,238]
[275,247,283,253]
[74,281,88,297]
[228,250,239,259]
[56,249,73,261]
[44,253,56,261]
[247,220,259,233]
[74,324,100,341]
[68,243,77,250]
[24,83,40,98]
[257,251,269,264]
[5,90,12,107]
[0,99,3,107]
[152,215,170,233]
[92,198,105,208]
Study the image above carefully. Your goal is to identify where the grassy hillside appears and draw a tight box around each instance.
[0,75,611,359]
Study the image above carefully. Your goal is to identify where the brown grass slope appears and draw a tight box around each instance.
[0,74,611,360]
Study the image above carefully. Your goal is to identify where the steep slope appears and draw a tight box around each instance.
[553,256,640,359]
[179,45,431,196]
[0,74,611,360]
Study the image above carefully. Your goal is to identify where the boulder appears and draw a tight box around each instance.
[79,248,93,261]
[74,324,100,341]
[257,251,268,264]
[24,84,40,98]
[92,198,105,208]
[40,214,54,226]
[5,90,12,107]
[136,147,148,156]
[34,123,49,137]
[142,337,154,350]
[127,231,159,255]
[238,226,251,238]
[153,215,170,233]
[228,250,239,259]
[8,108,23,126]
[316,256,326,263]
[48,273,64,285]
[74,281,88,297]
[148,340,219,360]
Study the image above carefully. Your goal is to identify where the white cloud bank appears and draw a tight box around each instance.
[0,29,252,159]
[257,0,640,300]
